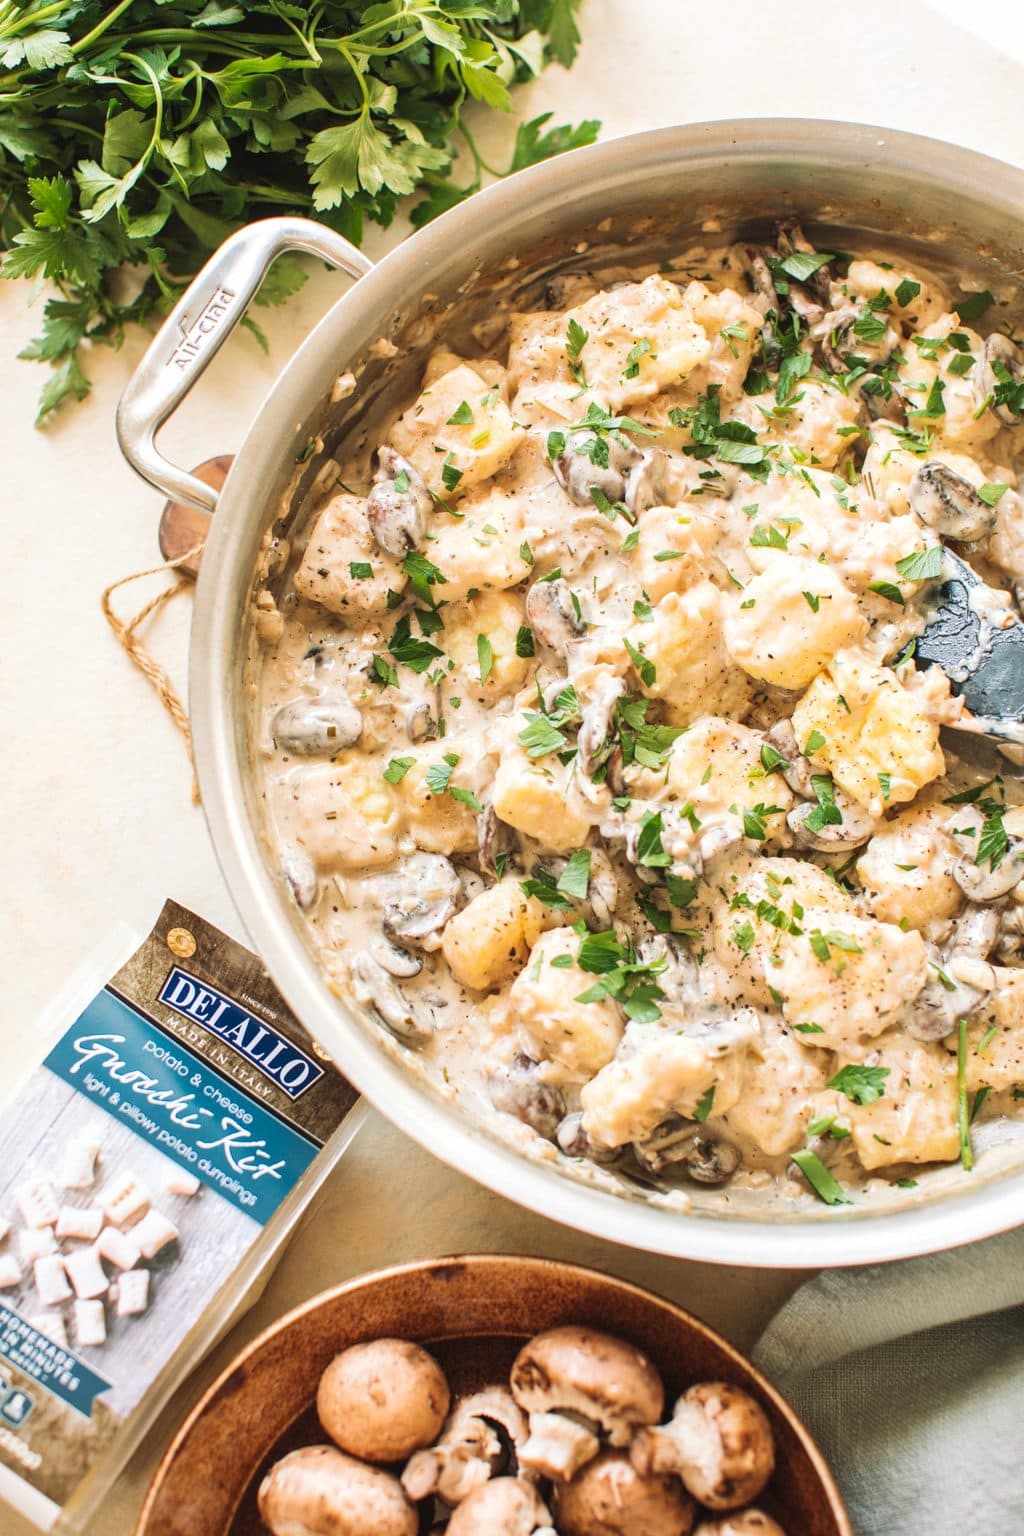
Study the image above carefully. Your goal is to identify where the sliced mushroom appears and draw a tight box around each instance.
[975,333,1023,426]
[258,1445,417,1536]
[272,696,363,757]
[624,449,670,514]
[633,1120,741,1186]
[351,951,433,1046]
[406,700,438,743]
[446,1477,553,1536]
[996,902,1024,963]
[553,1449,695,1536]
[281,843,319,911]
[909,462,997,542]
[511,1326,664,1481]
[907,951,988,1042]
[479,799,518,877]
[556,1111,622,1164]
[632,1382,775,1512]
[380,853,461,949]
[577,674,625,782]
[761,718,812,797]
[695,1513,788,1536]
[490,1053,566,1141]
[317,1338,450,1463]
[367,446,432,556]
[787,796,878,853]
[402,1388,528,1505]
[744,247,782,372]
[586,847,619,928]
[526,578,585,651]
[554,429,642,508]
[368,937,423,979]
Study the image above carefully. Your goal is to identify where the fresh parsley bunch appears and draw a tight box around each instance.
[0,0,596,420]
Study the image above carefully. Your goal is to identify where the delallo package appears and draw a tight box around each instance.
[0,899,361,1534]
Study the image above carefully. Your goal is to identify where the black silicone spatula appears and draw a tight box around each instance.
[916,549,1024,746]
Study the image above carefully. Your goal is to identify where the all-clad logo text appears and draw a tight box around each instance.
[167,287,236,371]
[159,968,323,1099]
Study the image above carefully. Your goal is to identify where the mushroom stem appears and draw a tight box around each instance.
[519,1410,602,1481]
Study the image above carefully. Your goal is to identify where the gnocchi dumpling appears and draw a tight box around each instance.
[442,880,547,993]
[792,649,945,811]
[387,362,524,500]
[723,555,865,690]
[509,927,623,1079]
[294,493,405,619]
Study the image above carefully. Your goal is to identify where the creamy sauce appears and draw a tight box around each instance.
[255,233,1024,1213]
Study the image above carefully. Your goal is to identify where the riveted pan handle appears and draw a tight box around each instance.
[116,217,374,516]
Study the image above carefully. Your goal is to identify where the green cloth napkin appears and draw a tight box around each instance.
[752,1228,1024,1534]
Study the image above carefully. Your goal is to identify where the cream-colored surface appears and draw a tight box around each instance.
[2,2,1023,1532]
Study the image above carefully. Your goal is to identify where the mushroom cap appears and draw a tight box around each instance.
[510,1326,664,1443]
[446,1475,549,1535]
[669,1382,775,1511]
[694,1512,788,1536]
[553,1449,695,1536]
[257,1444,417,1536]
[316,1338,450,1463]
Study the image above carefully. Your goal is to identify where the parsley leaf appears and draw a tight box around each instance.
[828,1065,890,1105]
[895,546,944,581]
[557,848,592,900]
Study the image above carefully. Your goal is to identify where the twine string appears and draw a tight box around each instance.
[101,542,206,804]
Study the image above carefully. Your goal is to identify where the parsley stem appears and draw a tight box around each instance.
[957,1017,974,1171]
[71,0,136,56]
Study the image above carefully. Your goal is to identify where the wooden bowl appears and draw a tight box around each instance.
[137,1254,850,1536]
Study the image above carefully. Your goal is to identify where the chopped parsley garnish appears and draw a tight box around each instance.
[623,635,656,687]
[894,278,922,307]
[424,753,458,794]
[895,546,944,581]
[557,848,592,900]
[828,1064,890,1105]
[742,803,783,842]
[623,337,653,379]
[566,318,589,385]
[852,308,888,344]
[750,522,789,550]
[868,579,905,606]
[805,729,826,754]
[694,1085,716,1122]
[977,802,1009,869]
[802,590,821,612]
[956,289,995,322]
[978,482,1009,506]
[349,560,373,580]
[958,1017,974,1170]
[635,810,672,868]
[805,772,842,835]
[477,634,494,684]
[759,743,790,775]
[446,400,474,425]
[520,866,573,910]
[670,386,768,476]
[518,713,568,759]
[778,250,834,283]
[388,614,444,674]
[402,549,447,603]
[809,928,862,963]
[913,377,946,419]
[515,625,536,658]
[574,931,668,1023]
[383,756,415,783]
[441,456,463,492]
[794,1022,825,1034]
[791,1148,852,1205]
[371,654,400,688]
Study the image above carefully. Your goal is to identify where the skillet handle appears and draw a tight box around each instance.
[116,217,373,516]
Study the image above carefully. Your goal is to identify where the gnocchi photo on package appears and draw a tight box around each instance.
[258,223,1024,1215]
[0,901,358,1535]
